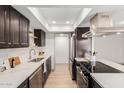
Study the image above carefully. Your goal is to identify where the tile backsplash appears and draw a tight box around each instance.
[0,47,45,65]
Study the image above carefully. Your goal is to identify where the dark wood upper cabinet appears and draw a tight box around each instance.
[34,29,46,47]
[20,15,29,47]
[10,7,20,47]
[0,5,29,48]
[4,6,10,47]
[0,6,6,48]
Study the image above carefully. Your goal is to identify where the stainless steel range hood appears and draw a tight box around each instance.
[82,12,124,38]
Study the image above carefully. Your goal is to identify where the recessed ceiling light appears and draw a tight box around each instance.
[66,21,70,24]
[102,35,106,38]
[60,34,64,37]
[84,35,87,38]
[92,32,95,35]
[119,21,124,24]
[116,32,121,35]
[52,21,56,24]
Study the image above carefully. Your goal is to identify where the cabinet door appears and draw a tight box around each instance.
[29,67,43,88]
[20,15,29,47]
[48,57,51,75]
[34,30,41,46]
[49,56,51,73]
[41,31,46,46]
[10,7,20,47]
[0,6,6,48]
[4,6,11,47]
[41,63,44,87]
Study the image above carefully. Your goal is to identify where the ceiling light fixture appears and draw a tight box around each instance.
[60,34,64,37]
[66,21,70,24]
[84,35,87,38]
[116,32,121,35]
[52,21,56,24]
[102,35,106,38]
[92,32,95,36]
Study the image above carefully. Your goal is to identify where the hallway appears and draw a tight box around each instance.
[44,64,77,88]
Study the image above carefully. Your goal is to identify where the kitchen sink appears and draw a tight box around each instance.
[29,58,44,62]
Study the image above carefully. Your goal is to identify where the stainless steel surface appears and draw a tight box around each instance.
[90,13,113,28]
[70,34,75,60]
[69,34,75,75]
[0,66,6,72]
[29,58,44,62]
[81,12,124,38]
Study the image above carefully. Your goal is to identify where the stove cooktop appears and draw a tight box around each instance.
[78,61,122,73]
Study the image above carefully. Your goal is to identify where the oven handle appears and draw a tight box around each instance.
[77,66,88,85]
[80,72,88,85]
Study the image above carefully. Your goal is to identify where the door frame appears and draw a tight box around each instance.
[54,33,69,68]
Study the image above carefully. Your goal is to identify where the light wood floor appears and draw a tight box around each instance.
[44,64,77,88]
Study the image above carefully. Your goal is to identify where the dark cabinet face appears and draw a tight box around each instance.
[0,5,29,48]
[29,67,43,88]
[34,29,46,47]
[0,6,5,47]
[5,6,10,46]
[10,8,20,47]
[20,15,29,47]
[34,30,41,46]
[0,6,11,48]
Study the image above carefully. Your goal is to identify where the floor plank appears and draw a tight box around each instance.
[44,64,77,88]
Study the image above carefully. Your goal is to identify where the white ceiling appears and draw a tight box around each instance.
[27,6,91,32]
[39,7,83,26]
[13,5,124,32]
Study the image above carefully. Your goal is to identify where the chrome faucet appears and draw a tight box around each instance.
[29,48,36,59]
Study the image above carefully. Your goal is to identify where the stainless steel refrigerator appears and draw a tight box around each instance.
[69,27,90,80]
[69,33,76,80]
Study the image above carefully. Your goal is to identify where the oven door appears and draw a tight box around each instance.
[76,66,88,88]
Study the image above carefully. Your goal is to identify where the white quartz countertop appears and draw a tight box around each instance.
[90,73,124,88]
[97,59,124,72]
[0,55,50,88]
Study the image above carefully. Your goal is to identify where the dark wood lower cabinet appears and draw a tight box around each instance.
[43,56,52,86]
[29,67,43,88]
[18,57,51,88]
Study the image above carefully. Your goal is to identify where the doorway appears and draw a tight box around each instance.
[55,34,69,65]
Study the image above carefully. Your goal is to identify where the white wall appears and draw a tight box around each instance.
[45,32,55,70]
[94,34,124,64]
